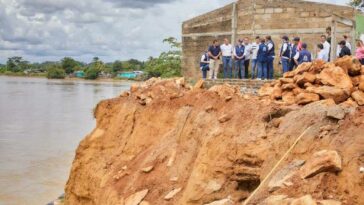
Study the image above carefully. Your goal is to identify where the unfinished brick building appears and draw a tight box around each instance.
[182,0,358,80]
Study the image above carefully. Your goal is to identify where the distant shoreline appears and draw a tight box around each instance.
[0,74,138,84]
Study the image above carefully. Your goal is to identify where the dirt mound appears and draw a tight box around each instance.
[64,77,364,205]
[259,56,364,106]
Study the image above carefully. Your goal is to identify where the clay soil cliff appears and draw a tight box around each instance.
[65,57,364,205]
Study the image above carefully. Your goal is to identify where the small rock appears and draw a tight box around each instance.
[218,114,231,123]
[205,180,222,193]
[351,90,364,106]
[320,125,333,132]
[141,166,154,173]
[360,167,364,173]
[271,118,282,128]
[164,187,182,200]
[170,177,178,182]
[225,96,232,101]
[125,189,149,205]
[204,198,233,205]
[295,93,320,105]
[262,195,292,205]
[120,91,130,97]
[205,106,214,113]
[122,165,128,170]
[300,150,342,179]
[291,195,317,205]
[194,79,204,89]
[139,201,150,205]
[317,200,342,205]
[326,106,346,120]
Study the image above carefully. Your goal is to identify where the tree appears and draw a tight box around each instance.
[61,57,79,74]
[144,37,181,78]
[349,0,364,8]
[112,60,123,73]
[46,65,66,79]
[85,57,104,79]
[6,56,29,72]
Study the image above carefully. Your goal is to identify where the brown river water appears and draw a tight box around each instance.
[0,76,131,205]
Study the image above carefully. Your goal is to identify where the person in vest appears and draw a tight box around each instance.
[200,51,210,79]
[338,40,351,58]
[257,38,268,80]
[220,38,233,78]
[265,35,275,79]
[208,39,222,79]
[280,36,291,74]
[289,37,300,70]
[233,39,245,79]
[294,43,312,65]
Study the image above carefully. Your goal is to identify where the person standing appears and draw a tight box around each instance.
[220,38,233,78]
[338,40,351,58]
[250,36,260,79]
[257,38,268,80]
[316,43,329,62]
[233,39,245,79]
[337,35,352,57]
[200,51,210,79]
[294,43,312,65]
[280,36,291,74]
[289,37,300,70]
[208,40,222,79]
[320,35,331,60]
[243,37,252,78]
[265,36,275,79]
[355,40,364,65]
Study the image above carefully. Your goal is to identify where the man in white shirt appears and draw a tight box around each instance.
[220,38,233,78]
[320,35,331,60]
[250,36,260,79]
[317,43,329,62]
[243,37,252,79]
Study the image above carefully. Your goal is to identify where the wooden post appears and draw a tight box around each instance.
[330,16,337,62]
[231,2,238,45]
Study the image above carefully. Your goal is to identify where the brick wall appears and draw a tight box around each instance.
[182,0,356,80]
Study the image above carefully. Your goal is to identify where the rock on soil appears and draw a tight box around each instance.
[64,77,364,205]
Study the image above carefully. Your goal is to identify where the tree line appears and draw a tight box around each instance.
[0,37,182,80]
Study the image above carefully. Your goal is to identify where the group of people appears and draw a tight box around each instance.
[200,30,364,80]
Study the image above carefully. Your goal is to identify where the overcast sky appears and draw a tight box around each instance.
[0,0,349,63]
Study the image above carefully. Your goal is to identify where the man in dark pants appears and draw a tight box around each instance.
[243,37,252,78]
[289,37,300,71]
[338,40,351,58]
[265,35,275,79]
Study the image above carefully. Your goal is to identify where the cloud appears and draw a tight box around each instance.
[0,0,350,63]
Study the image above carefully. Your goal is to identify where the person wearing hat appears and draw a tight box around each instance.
[289,37,300,70]
[294,43,312,65]
[338,40,351,58]
[233,39,246,79]
[280,35,291,74]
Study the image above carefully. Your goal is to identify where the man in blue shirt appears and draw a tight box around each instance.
[289,37,300,70]
[257,38,268,80]
[233,39,245,79]
[208,40,222,79]
[294,43,312,65]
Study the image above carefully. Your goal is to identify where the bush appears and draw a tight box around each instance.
[47,66,66,79]
[85,67,100,80]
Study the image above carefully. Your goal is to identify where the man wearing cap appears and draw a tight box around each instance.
[233,39,245,79]
[220,38,233,78]
[289,37,300,70]
[280,36,291,74]
[294,43,312,65]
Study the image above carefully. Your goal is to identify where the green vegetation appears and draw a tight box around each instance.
[0,36,182,80]
[144,37,182,78]
[46,65,66,79]
[349,0,363,7]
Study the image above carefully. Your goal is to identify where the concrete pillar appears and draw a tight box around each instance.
[231,2,238,45]
[330,16,337,62]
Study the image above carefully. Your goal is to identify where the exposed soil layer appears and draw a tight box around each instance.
[65,72,364,205]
